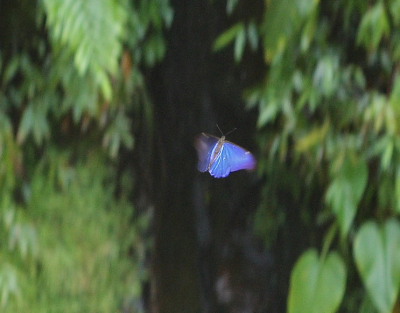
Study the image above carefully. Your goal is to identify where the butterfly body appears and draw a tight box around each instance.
[195,133,256,178]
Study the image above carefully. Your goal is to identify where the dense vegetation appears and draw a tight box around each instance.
[0,0,170,312]
[1,0,400,313]
[215,0,400,312]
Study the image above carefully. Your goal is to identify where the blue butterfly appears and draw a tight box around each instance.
[195,132,256,178]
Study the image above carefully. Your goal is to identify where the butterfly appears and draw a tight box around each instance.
[195,132,256,178]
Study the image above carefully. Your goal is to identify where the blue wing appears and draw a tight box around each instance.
[209,141,256,178]
[195,133,220,172]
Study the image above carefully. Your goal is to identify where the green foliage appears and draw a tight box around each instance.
[214,23,246,62]
[0,0,171,311]
[357,2,390,50]
[354,219,400,313]
[326,156,368,238]
[213,19,260,63]
[42,0,128,100]
[217,0,400,311]
[288,249,346,313]
[262,0,318,62]
[127,0,173,67]
[1,0,171,153]
[0,155,145,313]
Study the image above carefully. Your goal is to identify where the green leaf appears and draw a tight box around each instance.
[263,0,318,61]
[300,11,317,52]
[0,263,21,308]
[9,222,38,259]
[381,137,393,171]
[17,103,50,145]
[357,2,390,50]
[313,54,340,97]
[389,74,400,113]
[102,110,134,158]
[395,167,400,214]
[295,120,329,153]
[247,21,259,51]
[213,23,244,52]
[353,219,400,313]
[326,156,368,238]
[234,25,246,62]
[288,249,346,313]
[3,56,20,86]
[257,98,280,127]
[390,0,400,25]
[226,0,239,15]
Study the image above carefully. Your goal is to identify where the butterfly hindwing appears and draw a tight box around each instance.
[209,144,231,178]
[223,141,256,172]
[208,141,256,178]
[195,133,220,172]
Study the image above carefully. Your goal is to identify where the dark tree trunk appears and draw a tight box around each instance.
[148,1,269,313]
[150,1,218,312]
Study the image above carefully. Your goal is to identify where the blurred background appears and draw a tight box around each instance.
[1,0,400,313]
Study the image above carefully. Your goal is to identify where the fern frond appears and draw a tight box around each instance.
[42,0,128,100]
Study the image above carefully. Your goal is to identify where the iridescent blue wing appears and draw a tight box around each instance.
[224,141,256,172]
[209,141,256,178]
[195,133,220,172]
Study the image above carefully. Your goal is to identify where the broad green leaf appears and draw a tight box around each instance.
[288,249,346,313]
[326,156,368,238]
[353,219,400,313]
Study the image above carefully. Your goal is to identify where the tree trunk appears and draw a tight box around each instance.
[150,1,218,312]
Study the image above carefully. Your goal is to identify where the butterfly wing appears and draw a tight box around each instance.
[195,133,220,172]
[209,141,256,178]
[224,141,256,172]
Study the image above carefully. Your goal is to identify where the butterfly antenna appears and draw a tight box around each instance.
[216,124,224,136]
[225,127,237,137]
[216,124,237,137]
